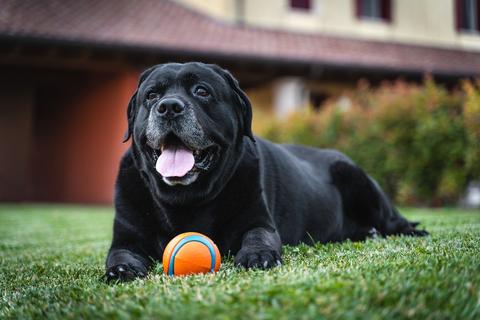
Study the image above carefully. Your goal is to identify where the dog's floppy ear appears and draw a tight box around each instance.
[122,93,138,143]
[123,66,156,143]
[211,65,255,143]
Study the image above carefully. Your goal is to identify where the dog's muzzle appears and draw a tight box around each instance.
[145,102,219,186]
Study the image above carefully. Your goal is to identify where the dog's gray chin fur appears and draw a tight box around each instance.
[144,106,214,186]
[162,172,200,186]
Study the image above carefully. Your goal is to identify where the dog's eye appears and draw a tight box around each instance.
[147,92,160,100]
[194,86,210,97]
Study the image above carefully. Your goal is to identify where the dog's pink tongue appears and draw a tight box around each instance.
[156,145,195,177]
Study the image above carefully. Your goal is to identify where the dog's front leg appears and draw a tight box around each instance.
[105,213,156,282]
[235,227,282,269]
[105,194,161,282]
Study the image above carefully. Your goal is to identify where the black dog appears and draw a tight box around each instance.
[106,62,427,282]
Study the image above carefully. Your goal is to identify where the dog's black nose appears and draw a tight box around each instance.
[156,98,185,118]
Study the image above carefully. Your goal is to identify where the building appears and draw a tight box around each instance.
[0,0,479,203]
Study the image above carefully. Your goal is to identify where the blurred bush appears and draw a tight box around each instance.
[256,79,480,206]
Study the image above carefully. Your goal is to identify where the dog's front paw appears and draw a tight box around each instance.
[235,247,282,270]
[106,249,150,283]
[105,263,147,283]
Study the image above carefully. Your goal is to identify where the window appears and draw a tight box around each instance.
[355,0,392,22]
[456,0,480,33]
[290,0,311,10]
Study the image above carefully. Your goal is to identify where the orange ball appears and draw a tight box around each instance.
[162,232,221,276]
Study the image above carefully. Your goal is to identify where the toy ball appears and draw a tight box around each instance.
[163,232,221,276]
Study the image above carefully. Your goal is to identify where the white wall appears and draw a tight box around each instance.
[174,0,480,51]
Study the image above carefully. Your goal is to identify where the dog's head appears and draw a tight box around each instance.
[124,62,254,205]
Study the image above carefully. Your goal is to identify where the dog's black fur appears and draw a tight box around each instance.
[106,62,428,282]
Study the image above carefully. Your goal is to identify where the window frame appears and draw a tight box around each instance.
[355,0,392,23]
[455,0,480,34]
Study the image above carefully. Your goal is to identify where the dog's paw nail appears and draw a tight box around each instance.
[108,271,116,277]
[276,260,282,266]
[118,266,125,272]
[263,261,268,268]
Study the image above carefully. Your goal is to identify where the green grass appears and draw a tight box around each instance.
[0,205,479,319]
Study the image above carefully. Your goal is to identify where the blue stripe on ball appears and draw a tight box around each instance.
[168,235,216,275]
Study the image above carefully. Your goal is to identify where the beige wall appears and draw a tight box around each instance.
[174,0,480,51]
[175,0,237,20]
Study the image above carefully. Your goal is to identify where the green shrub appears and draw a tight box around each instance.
[258,79,480,206]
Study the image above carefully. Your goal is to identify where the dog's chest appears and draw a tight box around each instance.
[165,206,218,235]
[161,204,237,254]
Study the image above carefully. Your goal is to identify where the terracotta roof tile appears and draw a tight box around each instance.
[1,0,479,76]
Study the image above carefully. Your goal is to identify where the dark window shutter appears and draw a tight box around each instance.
[355,0,363,18]
[381,0,392,22]
[290,0,311,10]
[455,0,463,31]
[477,0,480,31]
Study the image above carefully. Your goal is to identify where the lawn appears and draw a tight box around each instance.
[0,205,479,319]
